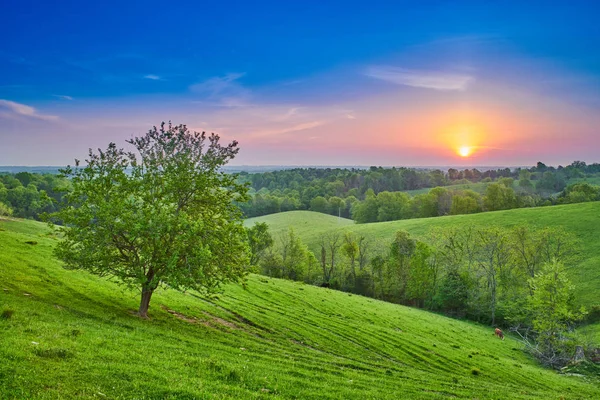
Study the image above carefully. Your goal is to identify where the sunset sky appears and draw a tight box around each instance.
[1,1,599,166]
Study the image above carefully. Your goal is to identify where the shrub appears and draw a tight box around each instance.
[0,201,13,217]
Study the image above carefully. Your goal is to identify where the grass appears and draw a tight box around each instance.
[247,202,600,308]
[568,175,600,186]
[1,217,599,398]
[405,182,490,196]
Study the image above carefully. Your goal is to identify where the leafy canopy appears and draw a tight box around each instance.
[54,122,250,316]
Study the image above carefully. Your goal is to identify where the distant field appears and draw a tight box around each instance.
[568,175,600,186]
[245,210,354,239]
[247,203,600,308]
[404,182,490,196]
[2,217,599,398]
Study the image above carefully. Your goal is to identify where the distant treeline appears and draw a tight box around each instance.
[0,172,69,219]
[238,161,600,221]
[2,162,600,223]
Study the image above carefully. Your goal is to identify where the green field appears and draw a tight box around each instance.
[404,182,491,196]
[2,217,599,399]
[246,202,600,308]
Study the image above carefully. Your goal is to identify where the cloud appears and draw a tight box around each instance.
[190,73,249,106]
[0,99,58,121]
[144,74,161,80]
[53,94,73,100]
[251,120,325,138]
[365,66,473,91]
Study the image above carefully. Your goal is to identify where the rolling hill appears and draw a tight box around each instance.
[246,202,600,308]
[1,217,599,398]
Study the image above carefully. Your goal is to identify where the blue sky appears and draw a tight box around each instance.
[1,1,599,166]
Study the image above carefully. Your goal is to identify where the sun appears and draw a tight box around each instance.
[458,146,473,157]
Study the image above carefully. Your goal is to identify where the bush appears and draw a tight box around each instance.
[0,201,13,217]
[585,305,600,323]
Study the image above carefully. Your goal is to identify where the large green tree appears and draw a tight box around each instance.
[54,122,250,318]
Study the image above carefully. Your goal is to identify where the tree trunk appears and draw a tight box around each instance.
[138,288,154,318]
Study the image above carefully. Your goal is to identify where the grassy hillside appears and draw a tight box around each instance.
[405,181,490,196]
[247,203,600,307]
[1,218,598,399]
[244,210,353,238]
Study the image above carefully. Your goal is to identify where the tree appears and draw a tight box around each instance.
[279,228,314,281]
[385,230,416,301]
[0,201,13,217]
[54,122,250,318]
[318,231,342,285]
[450,191,481,215]
[406,242,438,308]
[309,196,328,213]
[524,260,587,368]
[246,222,274,267]
[342,232,359,282]
[474,228,513,325]
[434,270,469,316]
[483,183,516,211]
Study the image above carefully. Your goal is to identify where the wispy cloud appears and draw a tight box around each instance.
[53,94,73,100]
[251,120,325,138]
[143,74,161,80]
[365,66,473,91]
[190,73,250,106]
[0,99,58,121]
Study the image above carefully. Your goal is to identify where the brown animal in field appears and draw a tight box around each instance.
[494,328,504,340]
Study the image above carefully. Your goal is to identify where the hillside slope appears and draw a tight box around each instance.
[245,210,353,238]
[1,217,599,399]
[246,203,600,307]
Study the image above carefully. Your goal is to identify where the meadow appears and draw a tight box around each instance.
[2,217,599,399]
[246,202,600,308]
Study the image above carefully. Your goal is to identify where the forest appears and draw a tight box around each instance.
[237,161,600,222]
[2,161,600,223]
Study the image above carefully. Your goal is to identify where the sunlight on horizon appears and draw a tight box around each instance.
[458,146,473,157]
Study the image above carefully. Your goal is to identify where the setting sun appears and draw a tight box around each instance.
[458,146,473,157]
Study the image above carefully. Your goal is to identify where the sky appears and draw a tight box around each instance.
[1,0,599,167]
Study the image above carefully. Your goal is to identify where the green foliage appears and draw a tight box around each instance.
[523,260,587,368]
[450,191,481,215]
[248,202,600,309]
[262,228,316,282]
[246,222,274,267]
[434,270,469,316]
[53,122,250,317]
[483,183,517,211]
[558,182,600,204]
[0,173,64,219]
[309,196,328,213]
[0,201,13,217]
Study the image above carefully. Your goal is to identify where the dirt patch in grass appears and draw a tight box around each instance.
[160,305,242,331]
[161,305,198,324]
[202,311,240,330]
